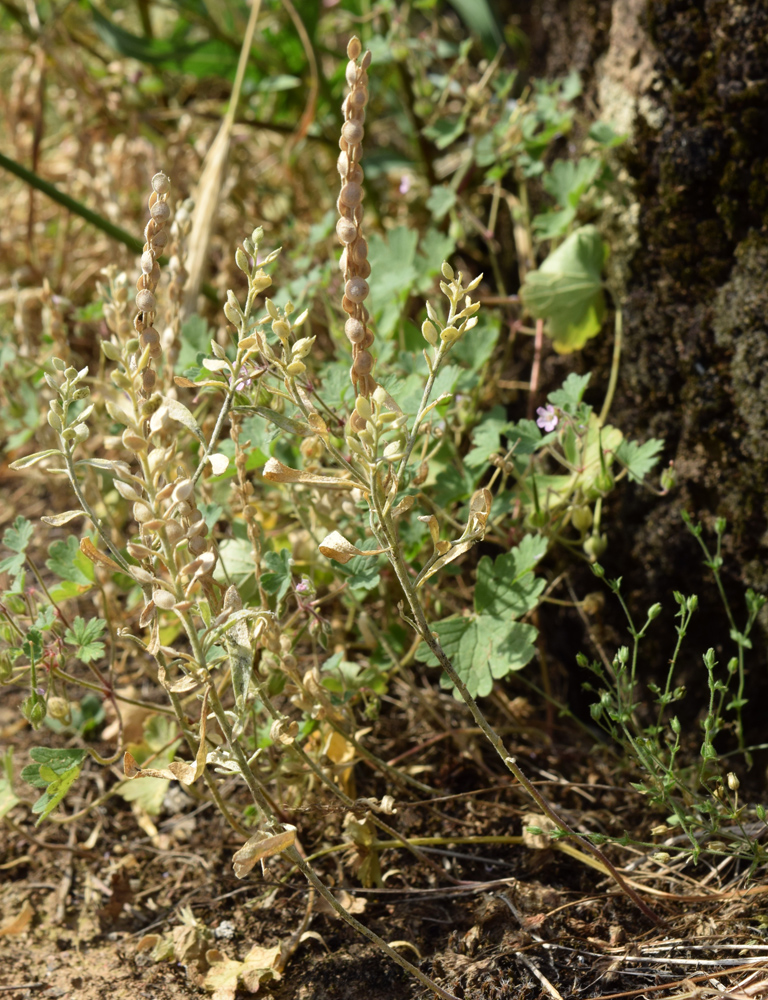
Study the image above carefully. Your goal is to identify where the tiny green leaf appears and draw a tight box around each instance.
[63,616,107,663]
[46,535,95,589]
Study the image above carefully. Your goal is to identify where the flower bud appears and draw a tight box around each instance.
[421,320,437,345]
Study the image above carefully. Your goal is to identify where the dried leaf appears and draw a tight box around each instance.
[418,514,440,547]
[0,901,33,936]
[263,458,358,490]
[80,536,123,572]
[469,488,493,530]
[123,690,207,785]
[318,531,365,565]
[41,510,86,527]
[232,826,297,879]
[208,452,229,476]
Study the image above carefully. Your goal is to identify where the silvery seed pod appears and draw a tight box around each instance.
[353,350,373,375]
[345,277,369,303]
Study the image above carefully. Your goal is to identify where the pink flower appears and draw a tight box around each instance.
[399,174,412,195]
[536,405,558,432]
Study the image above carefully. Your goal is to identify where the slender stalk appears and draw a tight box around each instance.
[207,682,459,1000]
[370,498,662,926]
[598,304,623,427]
[62,447,132,574]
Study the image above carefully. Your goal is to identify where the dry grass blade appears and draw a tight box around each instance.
[182,0,263,316]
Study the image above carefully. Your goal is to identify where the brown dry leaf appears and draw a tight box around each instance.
[0,900,33,936]
[80,536,123,572]
[263,458,359,491]
[204,943,282,999]
[318,531,365,564]
[416,488,493,588]
[232,826,297,879]
[123,689,208,785]
[314,890,366,917]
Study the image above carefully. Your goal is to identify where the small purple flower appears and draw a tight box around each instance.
[536,404,558,433]
[231,365,253,392]
[399,174,412,195]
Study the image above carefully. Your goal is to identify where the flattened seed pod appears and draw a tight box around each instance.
[353,350,374,376]
[150,201,170,223]
[140,327,160,346]
[136,288,156,313]
[345,277,369,303]
[336,217,358,244]
[351,238,368,265]
[340,182,363,207]
[342,120,364,145]
[345,318,366,343]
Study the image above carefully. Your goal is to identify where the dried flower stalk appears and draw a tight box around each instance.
[336,37,375,403]
[134,171,171,396]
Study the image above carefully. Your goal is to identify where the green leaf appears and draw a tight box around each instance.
[416,614,538,698]
[531,207,577,240]
[216,536,259,602]
[345,539,383,593]
[465,406,509,470]
[0,776,19,818]
[261,549,293,602]
[366,227,419,337]
[0,516,33,590]
[505,419,544,459]
[614,438,664,483]
[2,516,33,554]
[46,535,95,589]
[475,535,548,618]
[426,185,457,221]
[63,616,107,664]
[0,748,19,819]
[542,158,601,209]
[8,449,62,470]
[446,0,505,55]
[520,225,606,353]
[422,117,467,150]
[21,747,88,825]
[414,227,457,293]
[90,4,239,79]
[588,121,626,148]
[178,314,214,370]
[547,372,591,413]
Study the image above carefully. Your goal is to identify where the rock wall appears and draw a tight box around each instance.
[504,0,768,730]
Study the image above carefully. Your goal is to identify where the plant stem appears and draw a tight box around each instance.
[372,500,662,926]
[598,304,622,427]
[206,683,459,999]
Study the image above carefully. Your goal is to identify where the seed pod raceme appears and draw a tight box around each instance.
[134,172,172,396]
[337,37,377,399]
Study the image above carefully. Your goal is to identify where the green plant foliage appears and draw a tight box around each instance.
[416,536,545,697]
[45,536,95,594]
[520,225,606,352]
[21,747,88,825]
[261,549,293,603]
[0,515,33,591]
[63,617,107,664]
